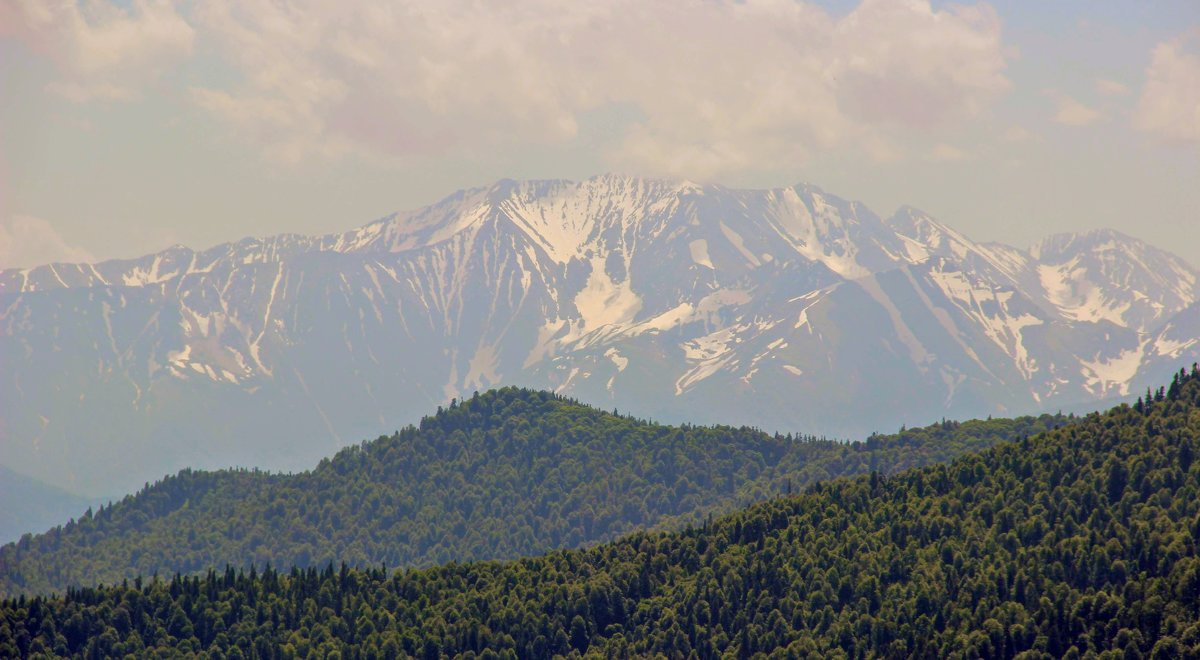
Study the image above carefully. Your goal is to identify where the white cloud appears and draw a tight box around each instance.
[1095,78,1130,97]
[1,0,1012,176]
[928,144,971,162]
[0,215,94,269]
[182,0,1011,175]
[1135,33,1200,144]
[1049,92,1102,126]
[0,0,194,102]
[1001,125,1035,143]
[831,1,1009,128]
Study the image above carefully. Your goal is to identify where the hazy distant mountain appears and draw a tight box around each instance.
[1,175,1196,495]
[0,465,96,544]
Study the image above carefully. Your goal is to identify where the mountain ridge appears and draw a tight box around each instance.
[1,174,1197,496]
[0,386,1070,598]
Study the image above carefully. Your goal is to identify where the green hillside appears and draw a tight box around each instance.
[3,369,1197,658]
[0,388,1061,598]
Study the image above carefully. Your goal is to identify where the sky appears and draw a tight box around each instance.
[0,0,1197,268]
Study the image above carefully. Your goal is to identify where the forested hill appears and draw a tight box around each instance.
[2,369,1198,658]
[0,388,1065,598]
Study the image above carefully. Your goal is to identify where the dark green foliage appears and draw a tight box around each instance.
[3,367,1199,658]
[1,388,1062,598]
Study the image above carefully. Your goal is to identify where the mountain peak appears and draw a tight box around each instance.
[1030,227,1141,260]
[884,205,983,265]
[346,174,715,264]
[1030,227,1198,331]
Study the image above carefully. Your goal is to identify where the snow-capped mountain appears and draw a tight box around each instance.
[2,175,1197,496]
[1030,228,1197,332]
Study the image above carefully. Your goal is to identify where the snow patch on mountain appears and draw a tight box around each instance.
[574,256,642,331]
[676,325,744,395]
[1079,340,1149,397]
[1155,335,1198,359]
[689,240,713,269]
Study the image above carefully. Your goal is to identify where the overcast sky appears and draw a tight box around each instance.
[1,0,1198,268]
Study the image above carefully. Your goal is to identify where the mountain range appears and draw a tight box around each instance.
[1,174,1197,499]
